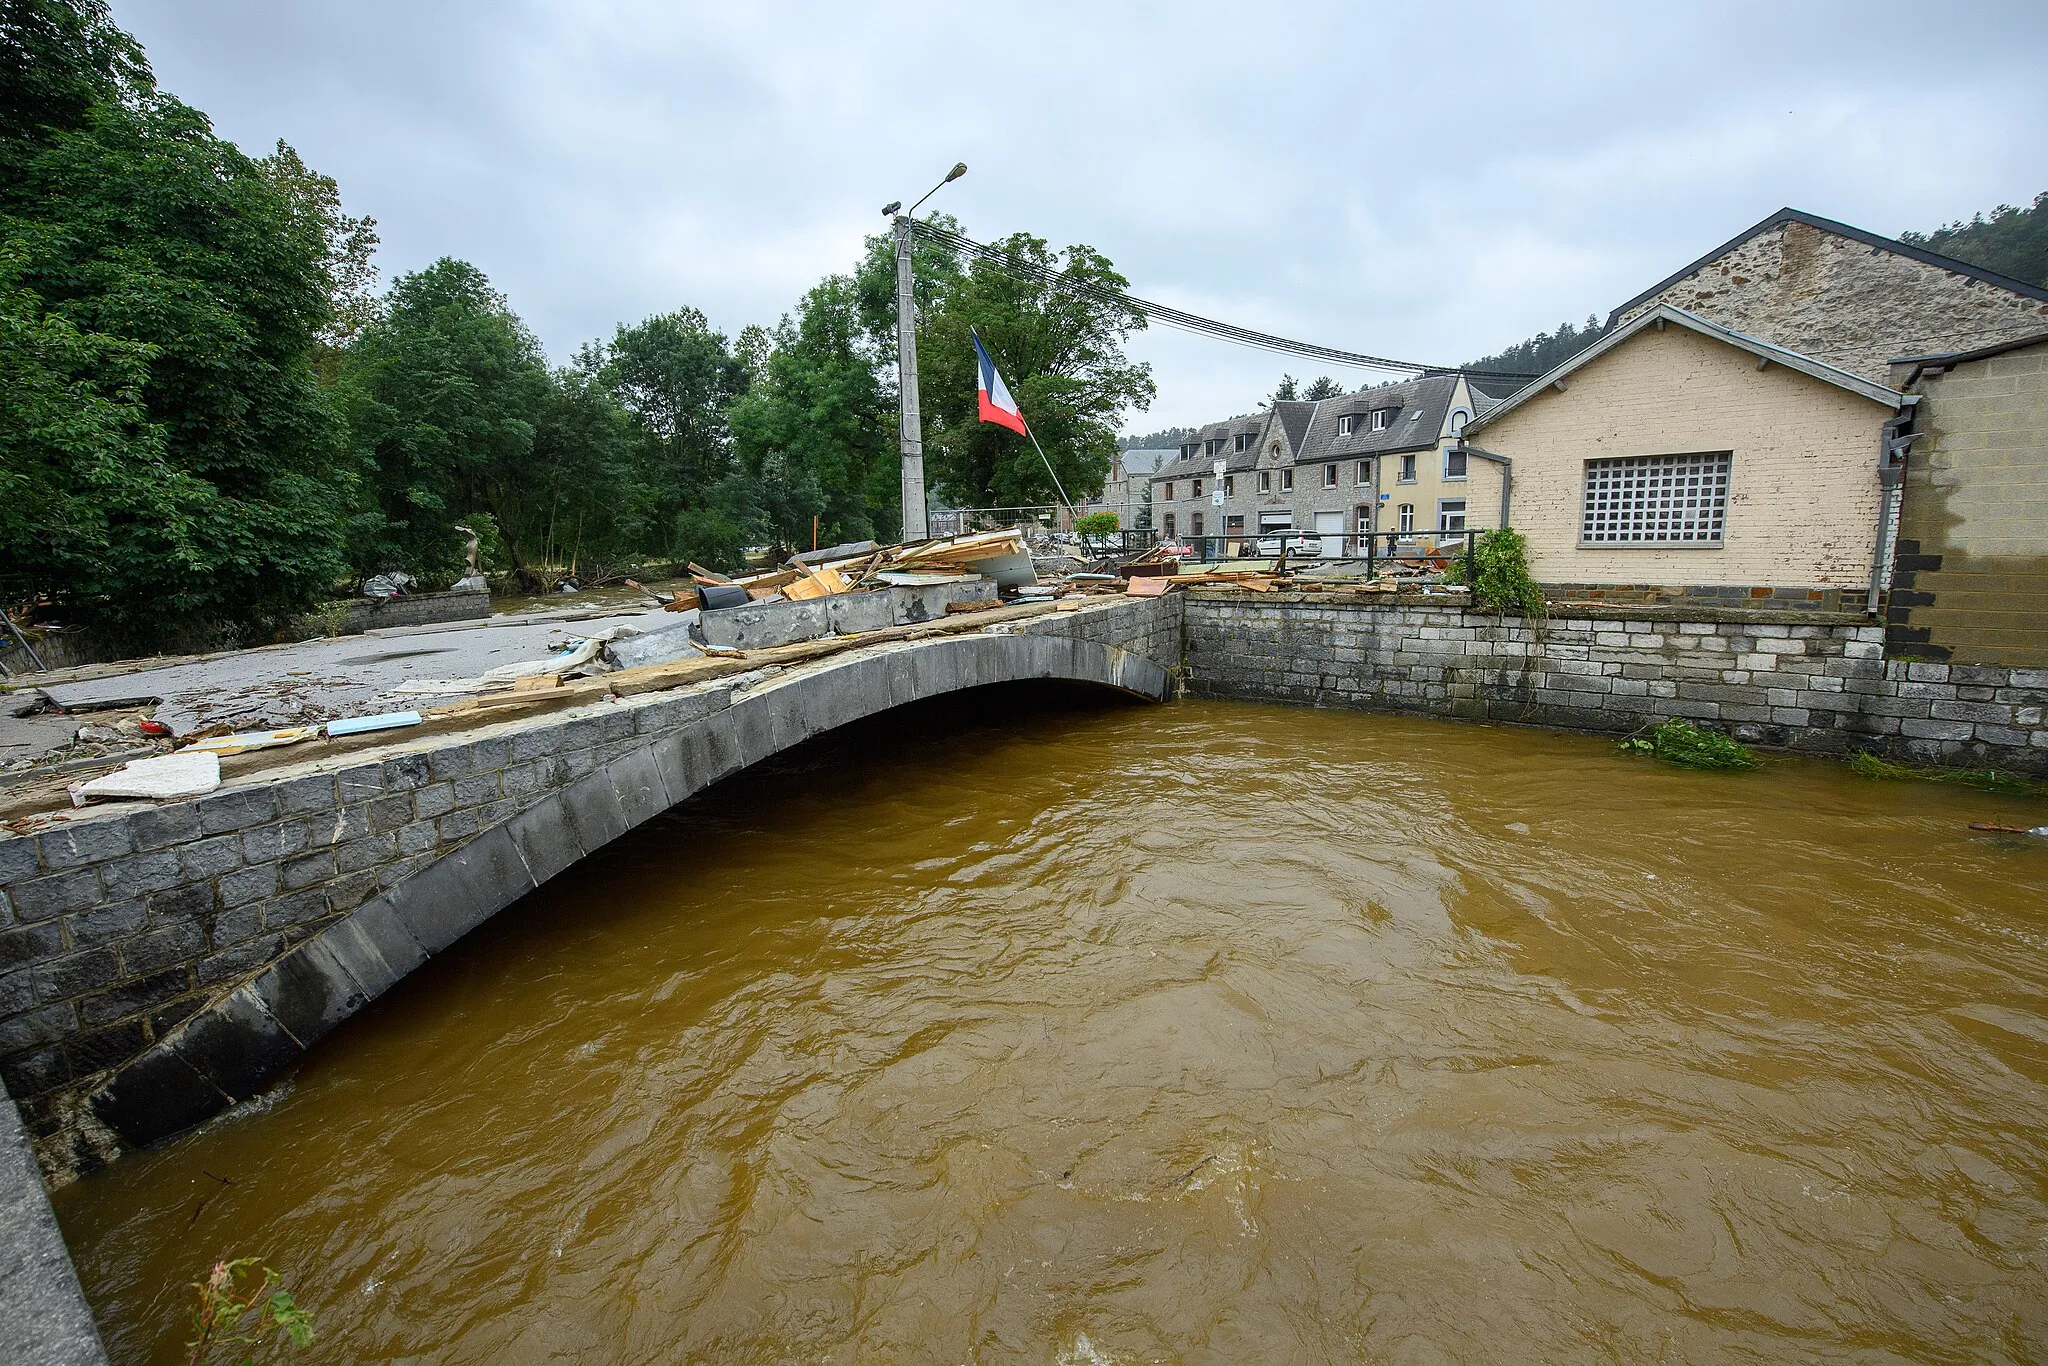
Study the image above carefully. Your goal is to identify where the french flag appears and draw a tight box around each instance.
[973,328,1028,435]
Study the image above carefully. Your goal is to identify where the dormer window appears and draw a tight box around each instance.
[1205,438,1224,456]
[1371,407,1397,432]
[1234,432,1254,453]
[1336,413,1360,436]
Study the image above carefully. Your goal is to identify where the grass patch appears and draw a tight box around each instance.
[1617,718,1758,770]
[1849,749,2047,797]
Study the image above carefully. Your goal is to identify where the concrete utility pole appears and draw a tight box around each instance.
[886,162,966,543]
[893,214,928,541]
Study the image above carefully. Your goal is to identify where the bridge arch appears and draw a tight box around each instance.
[87,629,1169,1151]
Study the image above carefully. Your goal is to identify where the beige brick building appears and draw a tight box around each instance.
[1611,208,2048,385]
[1885,332,2048,665]
[1461,306,1909,601]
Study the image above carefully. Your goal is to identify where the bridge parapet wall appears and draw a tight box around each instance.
[1,597,1181,1183]
[1183,591,2047,769]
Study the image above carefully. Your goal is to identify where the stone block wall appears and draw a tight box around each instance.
[1613,216,2048,384]
[1886,337,2048,666]
[1182,592,2047,771]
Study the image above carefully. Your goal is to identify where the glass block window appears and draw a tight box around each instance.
[1581,452,1730,545]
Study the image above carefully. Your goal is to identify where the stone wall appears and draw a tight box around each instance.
[1886,337,2048,665]
[1181,592,2047,770]
[0,597,1182,1184]
[1614,216,2048,384]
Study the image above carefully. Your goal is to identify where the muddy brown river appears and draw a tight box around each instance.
[52,690,2048,1362]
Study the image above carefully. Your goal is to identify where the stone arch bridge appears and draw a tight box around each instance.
[0,598,1179,1181]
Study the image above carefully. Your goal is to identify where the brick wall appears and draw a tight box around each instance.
[1182,592,2047,769]
[1887,338,2048,665]
[1464,323,1895,590]
[1615,218,2048,384]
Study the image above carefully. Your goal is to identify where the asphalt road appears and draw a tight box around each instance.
[1,601,689,766]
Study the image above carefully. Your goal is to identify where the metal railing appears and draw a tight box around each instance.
[1155,528,1487,580]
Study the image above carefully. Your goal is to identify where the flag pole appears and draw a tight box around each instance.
[1021,419,1078,524]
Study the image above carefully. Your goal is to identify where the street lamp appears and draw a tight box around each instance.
[885,162,968,541]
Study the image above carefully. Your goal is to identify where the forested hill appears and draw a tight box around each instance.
[1901,192,2048,288]
[1119,427,1194,452]
[1462,189,2048,381]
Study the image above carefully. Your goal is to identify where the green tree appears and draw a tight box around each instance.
[1302,375,1344,400]
[1,0,355,646]
[255,140,380,372]
[584,307,749,546]
[1902,191,2048,288]
[729,274,898,550]
[857,222,1154,509]
[336,258,550,583]
[1270,374,1299,402]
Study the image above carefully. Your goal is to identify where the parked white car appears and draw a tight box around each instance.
[1255,534,1317,557]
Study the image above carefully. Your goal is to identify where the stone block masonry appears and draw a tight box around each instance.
[0,596,1182,1187]
[1181,592,2047,772]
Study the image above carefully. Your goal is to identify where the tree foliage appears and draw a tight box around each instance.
[1463,314,1607,380]
[1901,191,2048,288]
[2,4,1169,638]
[1,0,353,646]
[857,220,1154,510]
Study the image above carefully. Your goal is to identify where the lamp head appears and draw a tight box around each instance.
[881,200,902,217]
[945,162,968,183]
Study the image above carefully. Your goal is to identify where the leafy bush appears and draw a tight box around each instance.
[185,1257,312,1364]
[1442,526,1545,619]
[1074,510,1120,537]
[1618,718,1758,770]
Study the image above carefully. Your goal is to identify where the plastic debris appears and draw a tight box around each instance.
[325,711,422,738]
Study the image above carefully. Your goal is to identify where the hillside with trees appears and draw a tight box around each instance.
[1901,192,2048,287]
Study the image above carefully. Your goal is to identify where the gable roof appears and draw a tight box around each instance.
[1607,207,2048,328]
[1467,304,1907,434]
[1270,400,1320,454]
[1296,373,1463,463]
[1118,448,1171,477]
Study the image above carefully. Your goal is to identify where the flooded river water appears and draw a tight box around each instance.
[54,690,2048,1362]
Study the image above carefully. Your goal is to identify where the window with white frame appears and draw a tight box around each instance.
[1448,409,1470,438]
[1372,407,1396,431]
[1234,432,1254,453]
[1354,460,1371,486]
[1322,463,1338,489]
[1438,499,1466,533]
[1398,453,1416,483]
[1581,452,1730,545]
[1280,468,1295,491]
[1337,413,1360,436]
[1443,447,1467,479]
[1206,438,1224,455]
[1398,503,1414,534]
[1257,470,1271,493]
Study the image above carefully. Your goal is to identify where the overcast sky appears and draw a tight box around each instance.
[115,0,2048,432]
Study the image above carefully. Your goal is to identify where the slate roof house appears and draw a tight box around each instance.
[1149,374,1493,553]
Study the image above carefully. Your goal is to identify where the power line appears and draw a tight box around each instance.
[907,220,1539,383]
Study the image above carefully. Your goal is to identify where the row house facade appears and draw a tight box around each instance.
[1148,374,1495,555]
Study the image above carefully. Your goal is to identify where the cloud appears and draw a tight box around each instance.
[114,0,2048,427]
